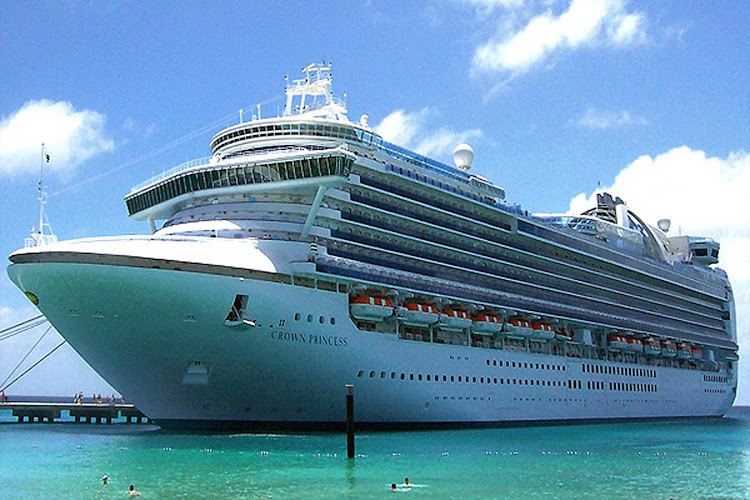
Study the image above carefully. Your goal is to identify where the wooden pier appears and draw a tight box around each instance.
[2,402,150,424]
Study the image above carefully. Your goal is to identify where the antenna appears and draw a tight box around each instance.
[37,143,45,244]
[27,144,57,248]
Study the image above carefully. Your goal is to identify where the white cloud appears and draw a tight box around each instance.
[569,147,750,404]
[0,99,115,179]
[571,107,648,129]
[608,12,646,46]
[472,0,646,78]
[374,108,482,160]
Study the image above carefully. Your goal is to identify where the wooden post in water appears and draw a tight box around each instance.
[346,384,355,458]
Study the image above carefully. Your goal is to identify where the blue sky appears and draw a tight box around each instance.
[1,1,748,402]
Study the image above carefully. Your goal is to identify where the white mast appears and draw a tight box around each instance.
[26,143,57,248]
[283,62,347,120]
[37,143,45,244]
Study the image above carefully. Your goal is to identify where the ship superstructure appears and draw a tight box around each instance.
[8,64,738,429]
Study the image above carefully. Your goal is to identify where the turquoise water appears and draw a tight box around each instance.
[2,409,749,499]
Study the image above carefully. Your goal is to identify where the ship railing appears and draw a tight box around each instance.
[376,140,470,183]
[129,146,320,193]
[535,214,642,245]
[23,234,58,248]
[130,156,213,192]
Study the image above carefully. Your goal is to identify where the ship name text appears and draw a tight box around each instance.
[270,330,348,347]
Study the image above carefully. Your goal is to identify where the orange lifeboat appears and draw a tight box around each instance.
[555,327,573,342]
[438,309,473,331]
[472,313,504,335]
[397,303,440,326]
[643,338,661,356]
[691,346,703,360]
[661,340,677,358]
[504,319,533,338]
[608,335,628,352]
[349,296,394,321]
[677,343,692,360]
[624,337,643,353]
[530,323,556,341]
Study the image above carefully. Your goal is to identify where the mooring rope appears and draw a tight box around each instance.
[0,339,67,393]
[0,324,53,389]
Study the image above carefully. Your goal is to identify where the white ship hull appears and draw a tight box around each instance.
[7,239,736,430]
[6,65,738,429]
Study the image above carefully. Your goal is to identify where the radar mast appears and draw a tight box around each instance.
[26,143,57,248]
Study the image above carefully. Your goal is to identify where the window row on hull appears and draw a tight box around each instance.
[356,170,725,302]
[316,249,731,350]
[330,219,724,333]
[342,184,724,317]
[324,239,725,344]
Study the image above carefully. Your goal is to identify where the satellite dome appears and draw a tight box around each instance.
[453,143,474,172]
[360,114,370,127]
[657,219,671,233]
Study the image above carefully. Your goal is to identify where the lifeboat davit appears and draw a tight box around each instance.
[350,296,394,321]
[691,346,703,360]
[438,309,473,331]
[504,319,533,338]
[472,313,504,335]
[676,343,692,360]
[624,337,643,353]
[643,338,662,356]
[661,340,677,358]
[530,323,556,341]
[608,335,628,352]
[397,303,439,326]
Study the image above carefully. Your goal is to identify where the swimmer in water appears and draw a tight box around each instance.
[101,475,108,485]
[392,483,397,491]
[401,477,422,488]
[129,484,140,497]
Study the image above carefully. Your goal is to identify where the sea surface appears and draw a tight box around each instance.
[1,407,749,499]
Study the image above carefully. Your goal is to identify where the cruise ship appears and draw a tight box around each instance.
[7,64,738,430]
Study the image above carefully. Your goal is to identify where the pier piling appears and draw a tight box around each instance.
[3,402,149,424]
[346,384,355,458]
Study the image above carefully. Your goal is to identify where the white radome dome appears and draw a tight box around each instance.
[453,143,474,172]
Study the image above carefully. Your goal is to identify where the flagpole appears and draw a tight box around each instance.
[38,143,45,245]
